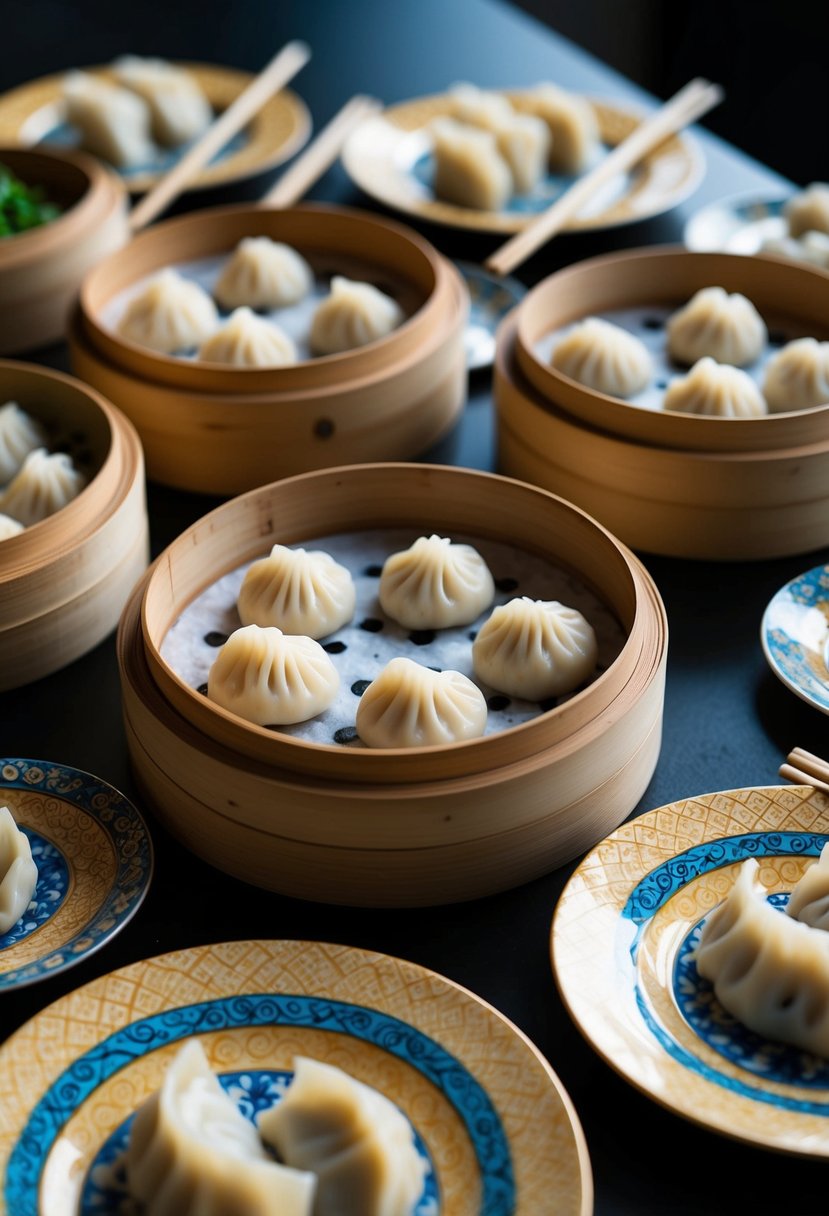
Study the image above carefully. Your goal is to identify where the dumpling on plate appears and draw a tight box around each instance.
[513,82,600,174]
[63,70,155,168]
[113,55,212,147]
[430,117,512,211]
[450,83,550,193]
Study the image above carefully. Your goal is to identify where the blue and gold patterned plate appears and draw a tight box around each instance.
[0,759,152,991]
[552,783,829,1155]
[456,262,525,371]
[761,564,829,716]
[0,940,591,1215]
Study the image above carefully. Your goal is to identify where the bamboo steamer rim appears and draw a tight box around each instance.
[78,202,461,392]
[0,144,127,270]
[138,462,667,786]
[512,245,829,454]
[0,358,126,578]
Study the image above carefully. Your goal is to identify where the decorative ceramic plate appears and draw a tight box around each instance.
[0,759,152,990]
[342,91,704,235]
[761,564,829,715]
[456,262,526,371]
[552,782,829,1155]
[684,190,796,255]
[0,940,592,1215]
[0,63,311,194]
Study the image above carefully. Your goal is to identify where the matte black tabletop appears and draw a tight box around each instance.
[2,1,828,1212]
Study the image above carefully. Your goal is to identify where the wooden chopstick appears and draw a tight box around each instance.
[780,747,829,793]
[128,41,311,234]
[485,77,724,277]
[262,94,381,209]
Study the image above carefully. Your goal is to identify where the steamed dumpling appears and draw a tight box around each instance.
[126,1039,315,1216]
[379,534,494,630]
[237,544,356,639]
[787,843,829,932]
[259,1056,425,1216]
[762,337,829,412]
[450,83,550,193]
[0,402,47,484]
[355,657,487,748]
[198,307,296,366]
[119,269,219,354]
[214,238,314,311]
[0,448,85,526]
[0,806,37,936]
[760,231,829,270]
[207,624,339,726]
[63,70,155,168]
[472,597,598,701]
[667,287,767,367]
[430,117,512,211]
[550,317,652,397]
[663,357,767,418]
[113,55,212,147]
[513,83,600,174]
[0,514,23,541]
[784,182,829,238]
[310,276,404,356]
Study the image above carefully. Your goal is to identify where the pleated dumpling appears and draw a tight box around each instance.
[473,597,597,701]
[550,317,652,397]
[513,82,600,174]
[199,307,296,366]
[450,83,550,194]
[259,1056,425,1216]
[237,544,356,639]
[695,857,829,1058]
[113,55,213,147]
[663,357,767,418]
[214,238,314,311]
[0,514,23,541]
[0,448,85,526]
[0,402,46,484]
[786,843,829,932]
[667,287,767,367]
[430,117,512,211]
[126,1039,316,1216]
[207,624,339,726]
[762,337,829,412]
[310,276,404,356]
[63,70,155,168]
[784,182,829,238]
[0,806,37,936]
[379,534,494,630]
[118,269,219,354]
[355,657,487,748]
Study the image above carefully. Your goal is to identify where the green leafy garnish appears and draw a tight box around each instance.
[0,164,61,238]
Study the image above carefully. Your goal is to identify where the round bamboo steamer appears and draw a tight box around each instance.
[0,361,148,689]
[0,146,128,355]
[513,246,829,453]
[69,204,469,494]
[496,313,829,561]
[117,463,668,907]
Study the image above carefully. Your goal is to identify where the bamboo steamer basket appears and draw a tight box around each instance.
[117,463,668,907]
[0,146,128,355]
[68,205,469,495]
[0,360,148,689]
[513,247,829,453]
[496,313,829,561]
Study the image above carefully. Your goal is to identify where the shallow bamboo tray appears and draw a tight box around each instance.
[0,146,128,355]
[514,247,829,453]
[0,361,147,689]
[69,205,469,494]
[118,463,668,907]
[496,313,829,561]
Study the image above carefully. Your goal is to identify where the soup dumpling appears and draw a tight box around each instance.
[238,544,356,639]
[114,55,212,147]
[762,337,829,412]
[63,70,155,168]
[450,83,550,193]
[379,534,494,630]
[430,117,512,211]
[118,269,219,354]
[667,286,767,367]
[473,597,598,701]
[784,182,829,238]
[208,624,339,726]
[199,307,296,366]
[0,402,47,485]
[0,514,23,541]
[214,237,314,311]
[355,657,487,748]
[550,317,652,398]
[310,276,403,356]
[513,82,600,174]
[663,358,767,418]
[0,448,85,526]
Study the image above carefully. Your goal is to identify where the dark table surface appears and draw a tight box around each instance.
[2,1,829,1212]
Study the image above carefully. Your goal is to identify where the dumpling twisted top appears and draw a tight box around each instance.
[208,625,339,726]
[199,307,296,367]
[0,402,46,485]
[763,337,829,412]
[238,545,356,639]
[118,269,219,354]
[667,286,767,367]
[355,657,487,748]
[472,597,598,701]
[379,534,494,630]
[310,277,404,356]
[550,317,652,398]
[0,448,86,526]
[663,357,767,418]
[214,238,313,311]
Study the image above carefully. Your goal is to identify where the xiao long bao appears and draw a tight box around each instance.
[198,307,297,367]
[237,544,356,639]
[379,534,495,630]
[207,625,339,726]
[783,182,829,238]
[309,276,404,356]
[118,269,219,355]
[214,237,314,311]
[663,358,767,418]
[473,597,598,701]
[0,401,46,484]
[0,448,86,526]
[550,317,652,398]
[763,338,829,412]
[355,657,488,748]
[666,286,767,368]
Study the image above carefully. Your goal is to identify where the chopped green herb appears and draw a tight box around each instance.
[0,164,61,238]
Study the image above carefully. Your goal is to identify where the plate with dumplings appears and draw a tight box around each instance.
[685,182,829,271]
[0,938,593,1214]
[341,81,704,234]
[552,778,829,1155]
[762,563,829,716]
[0,759,152,991]
[0,57,311,194]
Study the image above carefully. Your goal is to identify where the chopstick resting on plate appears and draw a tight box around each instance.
[485,76,724,277]
[780,746,829,795]
[128,40,311,233]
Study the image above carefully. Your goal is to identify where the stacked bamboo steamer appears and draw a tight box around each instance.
[69,203,469,495]
[0,146,128,355]
[0,361,147,690]
[117,462,667,907]
[495,247,829,560]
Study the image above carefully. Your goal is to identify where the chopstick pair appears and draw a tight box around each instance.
[485,76,725,277]
[780,747,829,796]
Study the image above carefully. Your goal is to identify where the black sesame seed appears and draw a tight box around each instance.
[351,679,371,696]
[487,694,511,711]
[409,630,435,645]
[468,630,478,641]
[197,683,208,695]
[364,564,383,577]
[334,726,359,744]
[204,631,228,647]
[643,317,663,330]
[323,640,347,654]
[495,576,518,592]
[655,380,668,390]
[360,618,384,632]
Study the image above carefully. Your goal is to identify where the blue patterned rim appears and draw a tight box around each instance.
[623,830,829,1111]
[761,564,829,715]
[6,993,514,1215]
[0,759,153,991]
